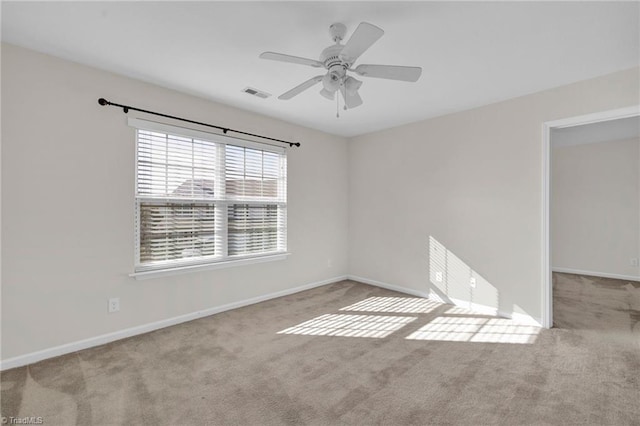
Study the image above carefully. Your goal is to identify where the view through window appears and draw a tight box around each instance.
[133,122,287,273]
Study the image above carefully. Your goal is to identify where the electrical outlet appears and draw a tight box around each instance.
[631,258,639,267]
[108,298,120,313]
[470,277,477,288]
[435,272,443,282]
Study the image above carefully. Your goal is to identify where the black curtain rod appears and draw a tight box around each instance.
[98,98,300,147]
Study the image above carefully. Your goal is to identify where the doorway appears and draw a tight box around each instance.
[542,105,640,328]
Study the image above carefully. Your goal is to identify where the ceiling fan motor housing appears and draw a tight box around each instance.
[320,44,350,69]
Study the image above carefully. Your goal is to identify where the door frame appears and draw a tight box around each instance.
[541,105,640,328]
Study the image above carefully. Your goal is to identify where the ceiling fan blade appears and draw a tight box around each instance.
[260,52,324,68]
[340,86,363,109]
[339,22,384,64]
[353,64,422,82]
[278,75,324,100]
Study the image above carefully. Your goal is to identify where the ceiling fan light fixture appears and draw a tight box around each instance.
[319,88,335,100]
[344,76,363,95]
[322,72,341,92]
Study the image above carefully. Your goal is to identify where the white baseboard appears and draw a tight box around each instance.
[347,275,542,326]
[506,311,542,326]
[447,296,499,316]
[0,275,348,371]
[553,267,640,282]
[347,275,430,298]
[446,297,541,326]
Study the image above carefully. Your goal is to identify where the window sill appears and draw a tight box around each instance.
[129,252,291,281]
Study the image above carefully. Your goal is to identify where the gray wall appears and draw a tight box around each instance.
[552,138,640,278]
[348,67,639,324]
[1,44,349,360]
[2,41,639,363]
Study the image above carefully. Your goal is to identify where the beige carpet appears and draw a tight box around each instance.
[2,276,639,425]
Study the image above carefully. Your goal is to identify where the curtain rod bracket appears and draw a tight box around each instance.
[97,97,300,147]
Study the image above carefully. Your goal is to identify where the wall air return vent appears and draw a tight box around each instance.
[242,87,271,99]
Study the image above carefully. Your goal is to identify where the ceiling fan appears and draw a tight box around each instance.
[259,22,422,110]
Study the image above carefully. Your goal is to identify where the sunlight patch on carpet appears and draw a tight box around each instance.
[406,316,539,344]
[340,296,441,314]
[278,314,417,338]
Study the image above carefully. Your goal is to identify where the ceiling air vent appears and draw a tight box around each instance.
[242,87,271,99]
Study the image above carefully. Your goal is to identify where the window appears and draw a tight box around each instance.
[130,118,287,275]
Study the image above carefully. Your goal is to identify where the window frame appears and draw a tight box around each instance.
[128,118,289,280]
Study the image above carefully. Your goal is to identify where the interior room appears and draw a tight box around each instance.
[1,2,639,424]
[551,117,640,330]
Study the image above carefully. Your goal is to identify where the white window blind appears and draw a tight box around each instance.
[132,119,287,273]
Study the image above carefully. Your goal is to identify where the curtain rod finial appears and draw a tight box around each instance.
[98,98,108,106]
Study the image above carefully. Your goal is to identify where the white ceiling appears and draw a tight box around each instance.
[2,1,639,137]
[552,116,640,148]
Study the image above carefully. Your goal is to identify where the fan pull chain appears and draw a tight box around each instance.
[336,94,340,118]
